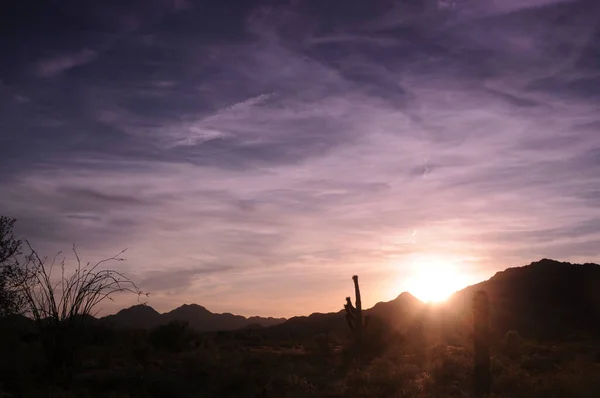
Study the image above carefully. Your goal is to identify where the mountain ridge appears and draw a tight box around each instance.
[446,258,600,337]
[103,258,600,337]
[102,303,287,331]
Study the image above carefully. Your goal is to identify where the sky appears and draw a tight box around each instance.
[1,0,599,318]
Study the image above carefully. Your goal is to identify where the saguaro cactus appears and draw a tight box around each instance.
[473,290,491,397]
[344,275,369,338]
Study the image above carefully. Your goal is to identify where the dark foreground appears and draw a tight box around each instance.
[2,320,600,398]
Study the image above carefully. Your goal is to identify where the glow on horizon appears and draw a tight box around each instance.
[402,255,476,303]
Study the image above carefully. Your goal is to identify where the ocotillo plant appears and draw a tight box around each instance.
[472,290,491,398]
[344,275,369,339]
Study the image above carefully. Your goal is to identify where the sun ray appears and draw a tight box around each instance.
[404,255,471,303]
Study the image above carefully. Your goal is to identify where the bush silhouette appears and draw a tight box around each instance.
[0,217,28,318]
[4,231,144,382]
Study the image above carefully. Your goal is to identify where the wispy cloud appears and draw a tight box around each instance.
[35,49,98,77]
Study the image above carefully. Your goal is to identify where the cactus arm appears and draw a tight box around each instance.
[345,297,356,315]
[344,275,369,340]
[352,275,362,313]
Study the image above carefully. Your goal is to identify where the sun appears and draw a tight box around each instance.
[404,255,470,303]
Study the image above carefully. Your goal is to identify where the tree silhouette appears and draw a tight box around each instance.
[0,216,27,317]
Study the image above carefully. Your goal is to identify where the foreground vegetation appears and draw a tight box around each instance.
[3,216,600,397]
[1,317,600,397]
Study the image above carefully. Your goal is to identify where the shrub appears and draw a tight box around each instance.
[15,247,142,385]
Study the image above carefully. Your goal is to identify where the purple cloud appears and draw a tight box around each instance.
[1,0,599,316]
[35,49,98,77]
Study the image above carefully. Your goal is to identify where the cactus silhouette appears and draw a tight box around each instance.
[344,275,370,339]
[473,290,491,397]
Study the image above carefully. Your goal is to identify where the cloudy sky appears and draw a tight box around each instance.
[1,0,599,317]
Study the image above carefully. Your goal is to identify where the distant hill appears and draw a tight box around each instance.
[446,258,600,338]
[162,304,284,331]
[269,291,426,337]
[102,304,162,329]
[102,303,286,331]
[268,259,600,339]
[101,259,600,337]
[101,291,426,335]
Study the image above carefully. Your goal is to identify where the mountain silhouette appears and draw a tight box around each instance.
[102,304,162,329]
[101,259,600,337]
[446,258,600,338]
[266,259,600,339]
[102,303,286,331]
[269,291,425,336]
